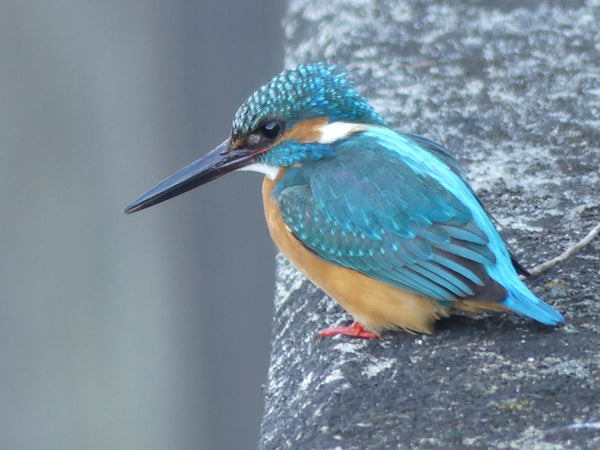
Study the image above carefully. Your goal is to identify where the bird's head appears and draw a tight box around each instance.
[124,63,386,214]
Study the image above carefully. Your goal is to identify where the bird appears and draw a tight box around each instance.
[124,63,564,338]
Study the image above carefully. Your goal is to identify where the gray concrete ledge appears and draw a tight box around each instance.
[260,1,600,448]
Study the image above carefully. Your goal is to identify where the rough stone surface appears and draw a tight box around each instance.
[260,1,600,448]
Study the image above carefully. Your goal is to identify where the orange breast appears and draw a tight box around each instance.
[261,174,449,334]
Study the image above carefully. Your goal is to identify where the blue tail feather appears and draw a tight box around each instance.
[500,281,564,326]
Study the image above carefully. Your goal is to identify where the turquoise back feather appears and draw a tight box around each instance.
[273,126,564,325]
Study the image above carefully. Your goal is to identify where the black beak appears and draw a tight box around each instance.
[124,139,256,214]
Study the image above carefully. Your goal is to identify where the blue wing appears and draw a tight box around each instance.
[406,133,529,276]
[275,129,509,304]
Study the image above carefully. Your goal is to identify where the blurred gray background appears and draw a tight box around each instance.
[1,1,284,449]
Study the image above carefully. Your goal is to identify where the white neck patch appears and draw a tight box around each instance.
[317,122,366,144]
[238,163,280,180]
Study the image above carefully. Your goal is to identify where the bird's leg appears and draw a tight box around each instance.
[318,321,379,339]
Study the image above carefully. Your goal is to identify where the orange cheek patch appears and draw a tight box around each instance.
[277,116,329,144]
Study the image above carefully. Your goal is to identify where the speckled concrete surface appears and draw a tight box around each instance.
[260,1,600,448]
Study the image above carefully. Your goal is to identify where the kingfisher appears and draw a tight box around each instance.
[124,63,564,338]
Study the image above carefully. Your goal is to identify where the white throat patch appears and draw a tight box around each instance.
[317,122,366,144]
[238,163,280,180]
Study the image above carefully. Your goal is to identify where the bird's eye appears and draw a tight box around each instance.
[260,121,284,140]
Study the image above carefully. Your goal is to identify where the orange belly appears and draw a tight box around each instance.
[262,175,449,335]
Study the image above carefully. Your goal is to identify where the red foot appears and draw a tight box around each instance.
[318,322,379,339]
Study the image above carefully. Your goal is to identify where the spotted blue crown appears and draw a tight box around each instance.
[232,63,387,138]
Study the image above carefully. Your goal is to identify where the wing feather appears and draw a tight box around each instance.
[275,132,507,303]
